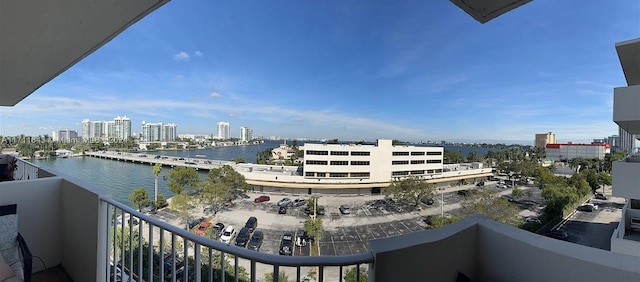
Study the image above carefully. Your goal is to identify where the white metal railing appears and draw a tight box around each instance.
[102,197,373,282]
[12,156,39,180]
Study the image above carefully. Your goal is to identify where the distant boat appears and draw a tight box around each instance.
[195,154,207,158]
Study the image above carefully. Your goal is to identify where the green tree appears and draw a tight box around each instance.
[304,217,323,255]
[200,165,246,211]
[128,187,149,211]
[344,267,368,282]
[170,193,193,230]
[231,157,246,163]
[384,176,434,207]
[444,150,464,164]
[428,215,460,229]
[167,166,201,195]
[156,194,167,208]
[152,163,162,204]
[264,272,289,282]
[460,190,519,226]
[511,186,524,200]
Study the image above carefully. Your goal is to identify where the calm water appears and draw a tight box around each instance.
[31,140,498,206]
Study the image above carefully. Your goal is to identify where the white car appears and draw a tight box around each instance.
[220,225,235,243]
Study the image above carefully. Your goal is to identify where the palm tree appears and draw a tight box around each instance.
[153,163,162,206]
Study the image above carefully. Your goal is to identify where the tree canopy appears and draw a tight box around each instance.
[129,187,149,211]
[384,176,434,207]
[170,193,193,230]
[460,190,520,226]
[166,166,201,195]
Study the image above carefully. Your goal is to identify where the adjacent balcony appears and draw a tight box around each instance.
[613,84,640,135]
[612,154,640,200]
[1,156,640,282]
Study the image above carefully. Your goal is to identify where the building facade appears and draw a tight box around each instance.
[302,139,444,182]
[81,116,132,141]
[545,143,610,161]
[217,121,230,140]
[535,132,556,149]
[141,122,177,142]
[619,127,635,153]
[52,129,78,142]
[240,126,253,142]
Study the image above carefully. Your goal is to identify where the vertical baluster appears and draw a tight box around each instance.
[318,266,324,282]
[159,228,165,282]
[221,252,225,282]
[195,243,201,282]
[171,233,176,282]
[148,222,154,282]
[138,217,143,280]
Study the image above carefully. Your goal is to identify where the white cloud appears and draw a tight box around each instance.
[195,51,204,56]
[210,92,221,98]
[173,52,190,61]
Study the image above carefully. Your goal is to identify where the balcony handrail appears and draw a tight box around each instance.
[100,196,375,267]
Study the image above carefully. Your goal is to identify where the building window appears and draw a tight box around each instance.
[330,161,349,165]
[306,160,328,165]
[351,151,370,156]
[410,170,425,175]
[351,172,370,178]
[351,161,370,165]
[392,171,409,176]
[427,159,442,164]
[330,151,349,156]
[392,152,410,156]
[392,160,409,165]
[427,151,442,156]
[435,169,443,173]
[317,172,326,177]
[426,169,434,174]
[411,152,425,156]
[411,160,425,164]
[330,173,348,178]
[306,150,328,155]
[305,172,315,177]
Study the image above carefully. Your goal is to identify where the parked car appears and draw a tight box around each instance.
[247,230,264,251]
[421,197,435,205]
[292,198,306,207]
[278,206,287,214]
[545,229,568,240]
[188,217,205,229]
[277,198,292,207]
[279,234,294,255]
[220,225,235,243]
[578,204,596,212]
[524,216,541,224]
[254,195,270,203]
[317,206,326,215]
[195,221,212,235]
[594,193,607,200]
[476,181,485,186]
[339,205,351,214]
[212,223,225,239]
[245,216,258,232]
[457,190,470,196]
[235,227,251,247]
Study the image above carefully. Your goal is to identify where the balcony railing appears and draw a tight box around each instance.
[102,197,373,282]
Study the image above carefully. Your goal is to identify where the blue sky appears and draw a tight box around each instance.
[1,0,638,144]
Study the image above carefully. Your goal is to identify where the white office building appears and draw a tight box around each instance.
[81,116,132,141]
[240,126,253,142]
[217,121,230,140]
[113,116,131,140]
[302,139,444,182]
[141,122,177,142]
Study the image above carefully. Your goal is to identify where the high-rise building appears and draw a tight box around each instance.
[217,121,230,140]
[141,122,177,142]
[535,132,556,149]
[240,126,253,142]
[163,123,177,141]
[608,135,620,148]
[619,127,634,153]
[113,116,131,140]
[52,130,78,142]
[82,119,105,141]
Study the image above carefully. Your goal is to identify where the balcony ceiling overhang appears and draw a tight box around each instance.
[450,0,532,24]
[616,37,640,86]
[0,0,170,106]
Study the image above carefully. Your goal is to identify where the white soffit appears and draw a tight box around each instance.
[450,0,532,24]
[616,38,640,86]
[0,0,170,106]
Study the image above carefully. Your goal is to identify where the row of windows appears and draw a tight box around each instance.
[392,159,442,165]
[392,151,442,156]
[392,169,442,176]
[305,172,371,178]
[306,150,371,156]
[306,160,371,166]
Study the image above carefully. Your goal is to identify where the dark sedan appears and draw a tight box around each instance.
[235,227,251,247]
[247,230,264,251]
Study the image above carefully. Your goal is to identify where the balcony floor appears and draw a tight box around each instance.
[33,264,73,282]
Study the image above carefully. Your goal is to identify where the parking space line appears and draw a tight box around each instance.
[341,229,354,255]
[375,223,388,238]
[329,231,337,255]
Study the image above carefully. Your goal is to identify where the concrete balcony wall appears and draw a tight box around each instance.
[0,174,110,282]
[370,216,640,281]
[611,207,640,257]
[614,85,640,134]
[612,159,640,199]
[0,177,64,273]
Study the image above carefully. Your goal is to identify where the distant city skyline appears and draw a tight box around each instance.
[0,1,637,143]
